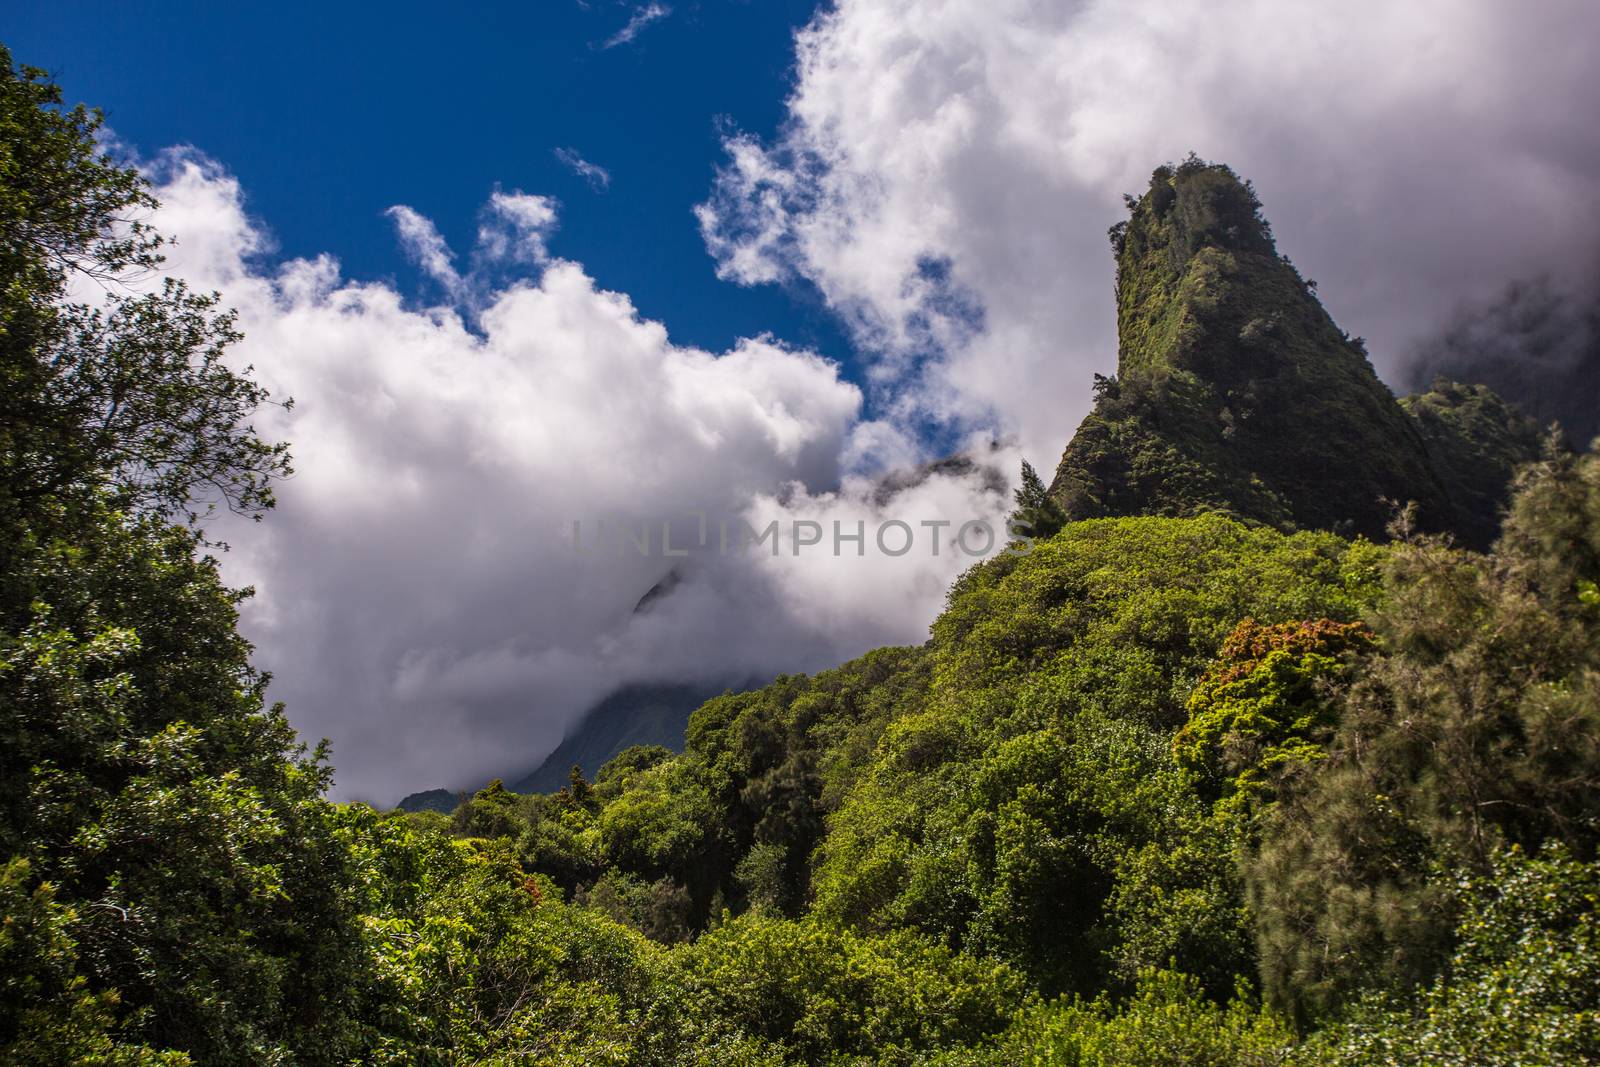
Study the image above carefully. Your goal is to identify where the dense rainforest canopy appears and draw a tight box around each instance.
[3,48,1598,1066]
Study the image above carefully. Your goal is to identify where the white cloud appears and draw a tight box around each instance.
[477,189,559,266]
[555,147,612,191]
[740,452,1016,647]
[145,149,1007,803]
[698,0,1600,470]
[602,3,671,49]
[386,190,559,304]
[385,204,462,294]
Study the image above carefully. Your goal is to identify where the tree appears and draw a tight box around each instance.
[0,45,290,545]
[0,49,366,1065]
[566,764,593,806]
[1310,845,1600,1065]
[453,778,525,839]
[1174,617,1375,810]
[1248,446,1600,1023]
[1009,459,1068,540]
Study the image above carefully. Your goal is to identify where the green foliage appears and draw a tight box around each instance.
[1248,447,1600,1023]
[666,913,1026,1066]
[1305,845,1600,1065]
[941,969,1294,1067]
[1175,617,1375,809]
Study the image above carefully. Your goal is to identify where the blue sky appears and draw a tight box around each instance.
[8,0,854,363]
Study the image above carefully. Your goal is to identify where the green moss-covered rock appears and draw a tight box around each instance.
[1050,158,1536,548]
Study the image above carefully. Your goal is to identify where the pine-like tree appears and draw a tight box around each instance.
[1011,460,1069,541]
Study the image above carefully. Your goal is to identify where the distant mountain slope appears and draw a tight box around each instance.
[392,684,729,810]
[510,683,727,794]
[396,788,458,814]
[1050,157,1536,548]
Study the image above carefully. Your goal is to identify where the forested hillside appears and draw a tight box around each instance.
[3,50,1598,1066]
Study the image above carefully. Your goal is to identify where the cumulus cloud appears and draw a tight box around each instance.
[555,147,612,191]
[144,149,1009,803]
[697,0,1600,469]
[385,205,462,295]
[476,189,559,266]
[602,3,671,49]
[388,190,560,305]
[739,451,1014,645]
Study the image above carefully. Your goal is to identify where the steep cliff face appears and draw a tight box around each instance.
[1049,158,1533,547]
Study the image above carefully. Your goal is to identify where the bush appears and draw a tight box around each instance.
[1305,845,1600,1066]
[940,969,1293,1067]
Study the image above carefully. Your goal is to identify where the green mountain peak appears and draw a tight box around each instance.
[1050,157,1535,547]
